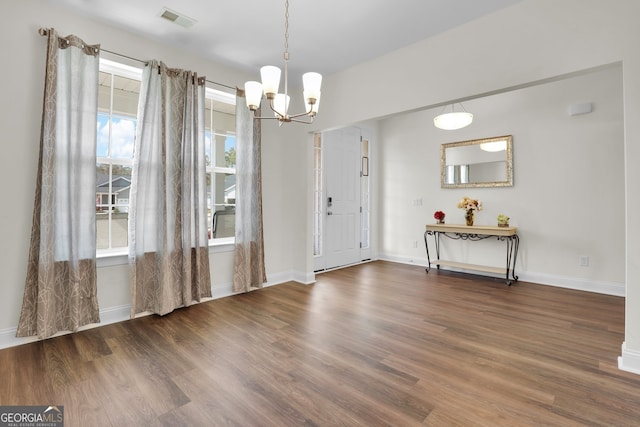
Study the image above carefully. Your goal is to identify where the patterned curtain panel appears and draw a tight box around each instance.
[129,60,211,316]
[233,89,267,292]
[17,29,100,338]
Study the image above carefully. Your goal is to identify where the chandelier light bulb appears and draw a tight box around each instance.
[244,81,263,110]
[260,66,281,98]
[302,72,322,101]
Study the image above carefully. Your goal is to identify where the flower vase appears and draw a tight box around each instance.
[437,219,445,224]
[465,210,474,226]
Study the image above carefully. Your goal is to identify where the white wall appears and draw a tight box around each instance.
[307,0,640,373]
[0,2,301,347]
[378,65,624,292]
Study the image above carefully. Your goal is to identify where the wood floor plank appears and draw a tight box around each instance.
[53,377,114,427]
[0,341,52,405]
[1,261,639,426]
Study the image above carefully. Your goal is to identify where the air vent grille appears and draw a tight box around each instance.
[159,7,196,28]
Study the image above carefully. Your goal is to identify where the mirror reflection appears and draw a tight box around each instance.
[441,135,513,188]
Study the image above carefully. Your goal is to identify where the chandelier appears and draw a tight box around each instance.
[434,103,473,130]
[244,0,322,124]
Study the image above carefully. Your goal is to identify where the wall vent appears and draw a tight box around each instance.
[159,7,196,28]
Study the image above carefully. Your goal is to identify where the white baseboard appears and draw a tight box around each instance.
[0,328,39,350]
[211,282,235,299]
[0,269,307,350]
[267,270,314,286]
[210,270,313,299]
[376,253,429,268]
[377,252,625,296]
[518,271,624,297]
[619,342,640,375]
[291,270,316,285]
[0,304,132,350]
[98,304,132,325]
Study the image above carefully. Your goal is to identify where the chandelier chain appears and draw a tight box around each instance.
[284,0,289,59]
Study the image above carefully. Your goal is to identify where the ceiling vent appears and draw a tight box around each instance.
[159,7,196,28]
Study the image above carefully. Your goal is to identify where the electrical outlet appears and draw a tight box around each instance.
[579,255,589,267]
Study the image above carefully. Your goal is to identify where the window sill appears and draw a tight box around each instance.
[96,238,235,268]
[208,237,235,253]
[96,249,128,268]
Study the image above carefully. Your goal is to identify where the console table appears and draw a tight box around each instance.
[424,224,519,285]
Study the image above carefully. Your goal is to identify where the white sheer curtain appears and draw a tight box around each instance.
[233,89,267,292]
[17,29,100,338]
[129,60,211,316]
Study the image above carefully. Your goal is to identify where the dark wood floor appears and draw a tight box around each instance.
[1,261,640,426]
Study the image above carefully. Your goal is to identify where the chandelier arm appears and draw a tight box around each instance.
[289,116,315,124]
[249,110,314,123]
[251,110,313,121]
[251,115,283,121]
[265,98,285,119]
[287,110,315,120]
[250,98,288,121]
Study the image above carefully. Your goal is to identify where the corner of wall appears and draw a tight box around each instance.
[619,342,640,376]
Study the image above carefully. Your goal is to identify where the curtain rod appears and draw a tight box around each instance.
[38,28,236,91]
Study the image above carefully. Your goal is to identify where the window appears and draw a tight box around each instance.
[96,59,236,256]
[313,133,323,256]
[205,89,237,240]
[96,59,141,253]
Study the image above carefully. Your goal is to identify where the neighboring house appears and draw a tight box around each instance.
[96,173,131,213]
[225,173,236,204]
[225,184,235,204]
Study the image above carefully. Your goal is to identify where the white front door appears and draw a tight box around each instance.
[324,127,362,269]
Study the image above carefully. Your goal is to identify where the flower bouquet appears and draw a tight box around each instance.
[434,210,446,224]
[457,197,482,226]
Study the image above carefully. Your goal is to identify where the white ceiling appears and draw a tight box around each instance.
[53,0,523,78]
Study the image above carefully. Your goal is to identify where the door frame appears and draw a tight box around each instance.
[313,126,375,272]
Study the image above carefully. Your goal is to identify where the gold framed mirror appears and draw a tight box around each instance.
[441,135,513,188]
